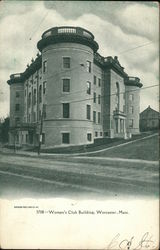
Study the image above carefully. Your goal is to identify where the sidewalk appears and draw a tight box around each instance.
[73,156,159,166]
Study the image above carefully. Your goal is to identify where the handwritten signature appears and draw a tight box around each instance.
[106,232,157,250]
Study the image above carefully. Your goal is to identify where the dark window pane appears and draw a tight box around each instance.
[86,105,91,120]
[63,103,70,118]
[28,92,31,106]
[42,133,45,144]
[63,79,70,92]
[87,133,92,141]
[63,57,70,68]
[39,85,42,103]
[43,81,46,94]
[33,89,36,105]
[15,104,20,111]
[98,95,101,104]
[93,111,96,123]
[93,92,96,103]
[98,78,101,87]
[94,75,96,85]
[62,133,70,143]
[98,112,101,124]
[95,131,98,137]
[43,61,47,73]
[43,104,47,119]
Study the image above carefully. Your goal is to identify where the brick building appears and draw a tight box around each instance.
[7,26,142,147]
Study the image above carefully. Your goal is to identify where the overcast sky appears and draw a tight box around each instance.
[0,1,159,118]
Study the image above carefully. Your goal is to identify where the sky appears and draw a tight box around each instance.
[0,1,159,118]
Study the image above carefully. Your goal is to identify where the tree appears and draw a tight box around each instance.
[0,117,10,143]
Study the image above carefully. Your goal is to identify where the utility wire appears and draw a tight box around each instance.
[117,40,159,55]
[45,84,159,107]
[29,11,50,40]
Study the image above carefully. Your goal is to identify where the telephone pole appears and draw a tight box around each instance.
[38,104,44,155]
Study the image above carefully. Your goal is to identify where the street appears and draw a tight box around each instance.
[0,153,159,199]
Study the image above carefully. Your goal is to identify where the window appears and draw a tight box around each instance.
[93,92,96,103]
[98,112,101,124]
[100,132,103,136]
[26,134,28,143]
[33,89,36,105]
[87,81,91,94]
[115,118,118,133]
[94,75,96,85]
[33,112,36,122]
[28,114,31,122]
[43,81,46,94]
[86,61,91,73]
[104,132,108,137]
[63,79,70,92]
[42,133,45,144]
[98,78,101,87]
[15,104,20,111]
[93,111,96,123]
[63,57,70,68]
[129,119,133,128]
[129,94,134,101]
[98,95,101,104]
[87,133,92,141]
[43,104,47,119]
[116,82,120,110]
[28,92,31,107]
[95,131,98,137]
[86,105,91,120]
[16,91,20,98]
[63,103,70,118]
[43,60,47,73]
[15,117,20,125]
[130,106,134,114]
[39,110,41,120]
[62,133,70,144]
[39,85,42,103]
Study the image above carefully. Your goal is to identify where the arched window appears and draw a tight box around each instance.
[116,82,120,110]
[33,89,36,105]
[39,85,42,103]
[28,92,31,107]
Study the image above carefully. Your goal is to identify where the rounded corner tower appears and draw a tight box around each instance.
[37,26,99,146]
[125,76,143,134]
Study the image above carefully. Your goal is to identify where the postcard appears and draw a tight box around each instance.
[0,1,159,249]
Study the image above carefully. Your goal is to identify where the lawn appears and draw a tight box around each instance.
[90,134,159,161]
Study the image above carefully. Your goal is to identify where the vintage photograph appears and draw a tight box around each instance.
[0,1,159,249]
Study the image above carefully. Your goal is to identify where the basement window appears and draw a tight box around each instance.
[62,133,70,144]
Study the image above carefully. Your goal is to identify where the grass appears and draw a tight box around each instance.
[39,131,155,154]
[90,134,159,161]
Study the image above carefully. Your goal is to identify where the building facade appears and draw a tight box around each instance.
[7,26,142,147]
[140,106,159,131]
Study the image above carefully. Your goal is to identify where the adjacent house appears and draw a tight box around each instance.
[140,106,159,131]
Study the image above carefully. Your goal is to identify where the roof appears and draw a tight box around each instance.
[140,106,159,118]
